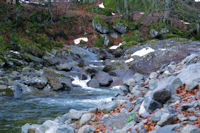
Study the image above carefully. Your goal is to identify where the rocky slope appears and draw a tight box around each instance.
[19,38,200,133]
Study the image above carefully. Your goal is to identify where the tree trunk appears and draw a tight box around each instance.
[48,0,53,23]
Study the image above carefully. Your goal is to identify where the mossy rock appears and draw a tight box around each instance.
[0,88,14,97]
[18,38,45,57]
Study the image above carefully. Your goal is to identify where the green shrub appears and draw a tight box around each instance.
[123,30,144,43]
[52,41,64,47]
[161,34,181,39]
[18,38,44,57]
[126,113,135,123]
[85,6,113,16]
[94,36,104,48]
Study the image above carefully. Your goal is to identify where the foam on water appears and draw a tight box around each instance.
[72,76,91,89]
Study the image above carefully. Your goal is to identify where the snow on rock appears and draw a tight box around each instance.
[109,43,123,50]
[181,20,190,25]
[131,47,155,57]
[112,12,116,16]
[74,37,88,45]
[125,58,134,63]
[99,3,105,8]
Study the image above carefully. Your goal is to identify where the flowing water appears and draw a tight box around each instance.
[0,79,118,133]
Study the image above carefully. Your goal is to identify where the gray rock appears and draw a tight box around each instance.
[152,110,163,123]
[153,124,179,133]
[56,125,75,133]
[181,54,199,65]
[43,69,72,91]
[113,22,128,34]
[78,125,95,133]
[149,72,158,79]
[56,62,77,71]
[124,78,135,87]
[109,32,118,38]
[157,113,176,126]
[149,79,158,90]
[181,125,200,133]
[150,29,159,38]
[177,114,187,121]
[153,89,171,104]
[94,71,113,87]
[142,96,162,113]
[99,101,118,113]
[92,19,109,34]
[68,109,84,120]
[167,77,183,93]
[133,73,144,83]
[188,116,197,121]
[88,108,98,113]
[79,113,93,126]
[177,63,200,91]
[160,28,169,34]
[104,35,110,46]
[87,78,100,88]
[21,76,47,89]
[129,39,200,74]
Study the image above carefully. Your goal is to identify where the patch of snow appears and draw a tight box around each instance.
[10,50,20,55]
[74,37,88,45]
[111,60,116,63]
[125,58,134,63]
[89,64,104,68]
[139,101,146,115]
[184,22,190,25]
[160,48,166,51]
[131,47,155,57]
[111,13,115,15]
[181,20,190,25]
[99,3,105,8]
[195,0,200,2]
[91,60,103,63]
[140,12,145,15]
[109,43,123,50]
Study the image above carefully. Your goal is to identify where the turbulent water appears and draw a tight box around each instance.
[0,80,117,133]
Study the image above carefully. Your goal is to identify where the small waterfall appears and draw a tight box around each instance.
[72,76,91,89]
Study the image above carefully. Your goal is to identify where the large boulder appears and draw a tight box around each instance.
[153,89,171,104]
[87,78,100,88]
[56,61,78,71]
[177,63,200,91]
[21,76,47,89]
[68,109,84,120]
[89,71,113,87]
[128,38,200,74]
[43,69,72,91]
